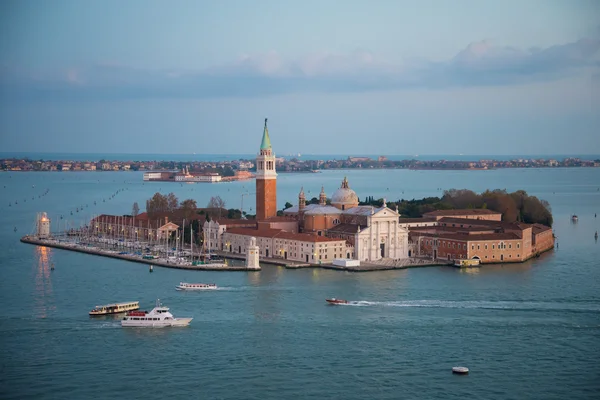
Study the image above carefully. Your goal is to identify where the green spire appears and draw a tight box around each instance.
[260,118,272,150]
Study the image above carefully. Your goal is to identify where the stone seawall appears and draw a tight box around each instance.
[20,236,260,271]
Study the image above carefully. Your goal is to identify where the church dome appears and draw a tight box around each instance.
[331,177,359,208]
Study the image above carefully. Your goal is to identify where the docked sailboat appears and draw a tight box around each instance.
[121,299,192,328]
[176,282,218,291]
[89,301,139,316]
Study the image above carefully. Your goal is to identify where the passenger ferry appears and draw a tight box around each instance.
[121,299,192,328]
[176,282,218,291]
[89,301,139,316]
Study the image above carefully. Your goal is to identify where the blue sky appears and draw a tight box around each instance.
[1,0,599,155]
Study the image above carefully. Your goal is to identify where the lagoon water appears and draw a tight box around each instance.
[1,168,599,399]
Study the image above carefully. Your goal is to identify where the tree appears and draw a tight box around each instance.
[207,196,226,218]
[284,202,293,210]
[166,192,179,212]
[146,193,169,217]
[180,199,197,220]
[132,202,140,217]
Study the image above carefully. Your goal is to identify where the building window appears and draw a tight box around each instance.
[492,244,495,249]
[517,243,520,249]
[471,245,474,250]
[477,245,480,250]
[509,244,512,249]
[485,244,488,250]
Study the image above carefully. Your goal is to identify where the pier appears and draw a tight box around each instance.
[20,236,260,271]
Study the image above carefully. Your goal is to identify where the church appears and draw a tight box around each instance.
[204,119,409,264]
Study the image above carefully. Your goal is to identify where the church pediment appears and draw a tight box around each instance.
[159,222,180,231]
[371,206,400,219]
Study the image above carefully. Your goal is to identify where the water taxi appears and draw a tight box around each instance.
[326,298,349,305]
[176,282,218,291]
[89,301,139,316]
[121,299,192,328]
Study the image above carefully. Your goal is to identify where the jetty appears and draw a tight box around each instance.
[20,236,259,271]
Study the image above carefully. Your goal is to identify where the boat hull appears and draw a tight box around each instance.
[326,299,349,305]
[121,318,193,328]
[176,286,218,291]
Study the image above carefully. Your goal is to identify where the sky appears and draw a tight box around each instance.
[1,0,599,156]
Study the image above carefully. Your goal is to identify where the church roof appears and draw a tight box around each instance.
[327,223,368,234]
[304,205,343,215]
[341,206,376,216]
[283,204,321,214]
[260,118,272,150]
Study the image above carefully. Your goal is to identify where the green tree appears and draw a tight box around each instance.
[180,199,197,220]
[146,193,169,217]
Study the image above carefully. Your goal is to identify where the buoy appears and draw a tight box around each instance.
[149,265,153,273]
[452,366,469,375]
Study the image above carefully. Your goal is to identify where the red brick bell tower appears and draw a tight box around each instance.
[255,118,277,220]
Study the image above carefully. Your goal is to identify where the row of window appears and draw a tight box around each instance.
[472,243,519,250]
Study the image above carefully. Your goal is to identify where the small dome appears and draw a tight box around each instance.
[331,177,359,207]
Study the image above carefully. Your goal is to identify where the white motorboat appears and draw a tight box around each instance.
[176,282,218,291]
[121,299,192,328]
[452,366,469,375]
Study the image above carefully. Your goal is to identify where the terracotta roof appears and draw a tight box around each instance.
[532,223,552,234]
[423,209,501,217]
[416,232,521,241]
[260,216,299,222]
[213,218,257,227]
[398,217,437,223]
[411,225,497,233]
[438,217,530,230]
[327,223,365,234]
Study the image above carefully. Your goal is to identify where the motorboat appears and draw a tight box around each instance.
[571,214,578,221]
[121,299,192,328]
[176,282,218,291]
[452,366,469,375]
[326,298,349,305]
[89,301,139,316]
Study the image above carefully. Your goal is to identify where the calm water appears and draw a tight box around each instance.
[1,168,599,399]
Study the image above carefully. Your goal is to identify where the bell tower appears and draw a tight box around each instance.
[255,118,277,220]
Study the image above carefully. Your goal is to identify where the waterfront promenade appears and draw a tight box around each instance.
[20,236,260,271]
[20,235,448,272]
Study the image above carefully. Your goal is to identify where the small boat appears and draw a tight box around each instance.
[176,282,218,291]
[121,299,192,328]
[571,215,578,221]
[89,301,139,316]
[326,298,349,305]
[452,366,469,375]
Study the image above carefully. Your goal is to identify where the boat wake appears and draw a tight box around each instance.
[341,300,600,313]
